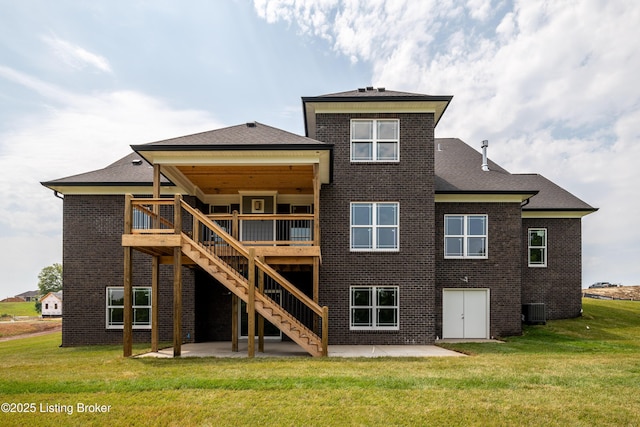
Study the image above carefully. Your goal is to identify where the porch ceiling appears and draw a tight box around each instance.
[175,164,315,194]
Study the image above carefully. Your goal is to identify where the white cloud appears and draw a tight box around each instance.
[42,34,112,73]
[254,0,640,285]
[0,67,223,296]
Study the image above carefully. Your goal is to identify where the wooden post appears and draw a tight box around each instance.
[231,295,238,352]
[173,194,182,357]
[153,165,161,229]
[123,246,133,357]
[247,248,256,358]
[313,256,320,333]
[153,165,161,197]
[322,306,329,357]
[151,255,159,352]
[173,246,182,357]
[174,194,182,234]
[123,194,133,357]
[313,163,321,247]
[232,210,239,240]
[258,256,265,353]
[124,194,133,234]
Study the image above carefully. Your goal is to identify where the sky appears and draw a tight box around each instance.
[0,0,638,298]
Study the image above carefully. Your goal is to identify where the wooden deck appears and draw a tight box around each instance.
[121,194,327,358]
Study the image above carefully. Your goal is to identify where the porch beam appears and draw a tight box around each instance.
[313,163,321,247]
[172,246,182,357]
[153,165,161,198]
[231,295,238,352]
[123,194,133,357]
[153,165,161,230]
[247,248,256,358]
[173,194,182,357]
[123,246,133,357]
[258,255,265,354]
[151,255,159,352]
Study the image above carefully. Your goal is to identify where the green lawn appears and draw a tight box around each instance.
[1,299,639,426]
[0,301,38,317]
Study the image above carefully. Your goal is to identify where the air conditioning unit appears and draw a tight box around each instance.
[522,303,546,325]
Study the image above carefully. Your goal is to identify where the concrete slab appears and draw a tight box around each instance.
[135,342,465,359]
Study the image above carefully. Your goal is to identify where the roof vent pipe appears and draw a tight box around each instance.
[481,140,490,172]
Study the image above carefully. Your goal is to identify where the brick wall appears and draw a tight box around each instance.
[522,217,583,319]
[61,195,195,346]
[316,112,436,345]
[435,202,523,338]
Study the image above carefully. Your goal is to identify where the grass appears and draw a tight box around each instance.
[0,301,38,318]
[0,299,639,426]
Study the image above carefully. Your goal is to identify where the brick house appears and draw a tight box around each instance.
[42,88,596,356]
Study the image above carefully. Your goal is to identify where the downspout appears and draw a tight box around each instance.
[54,190,64,200]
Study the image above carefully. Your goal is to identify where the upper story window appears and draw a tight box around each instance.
[351,202,399,251]
[351,119,399,162]
[528,228,547,267]
[444,215,488,258]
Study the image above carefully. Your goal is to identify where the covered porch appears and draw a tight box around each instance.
[121,123,333,358]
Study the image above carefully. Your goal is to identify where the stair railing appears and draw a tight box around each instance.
[180,199,328,356]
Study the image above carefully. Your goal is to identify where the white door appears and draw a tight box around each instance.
[442,289,489,339]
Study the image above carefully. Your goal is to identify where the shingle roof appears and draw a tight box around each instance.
[435,138,520,192]
[516,174,595,211]
[41,124,596,213]
[41,152,167,186]
[134,122,329,149]
[317,87,445,98]
[434,138,596,212]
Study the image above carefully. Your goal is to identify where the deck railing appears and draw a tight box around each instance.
[208,213,315,246]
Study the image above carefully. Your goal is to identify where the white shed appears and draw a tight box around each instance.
[40,291,63,317]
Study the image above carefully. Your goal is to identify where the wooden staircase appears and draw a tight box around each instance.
[181,234,325,357]
[123,195,328,358]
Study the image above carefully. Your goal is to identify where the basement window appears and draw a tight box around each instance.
[350,286,399,330]
[106,287,151,329]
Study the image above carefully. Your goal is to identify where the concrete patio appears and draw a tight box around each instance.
[136,341,467,358]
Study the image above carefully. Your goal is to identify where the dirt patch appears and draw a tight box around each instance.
[0,319,62,340]
[583,285,640,300]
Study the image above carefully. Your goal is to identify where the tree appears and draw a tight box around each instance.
[37,263,62,295]
[35,263,62,314]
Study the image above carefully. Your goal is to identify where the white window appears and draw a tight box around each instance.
[351,119,399,162]
[351,202,399,251]
[444,215,488,258]
[106,287,151,329]
[528,228,547,267]
[350,286,399,330]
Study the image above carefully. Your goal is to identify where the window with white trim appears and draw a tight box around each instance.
[528,228,547,267]
[350,286,399,330]
[444,215,488,258]
[106,287,151,329]
[351,119,399,162]
[351,202,399,251]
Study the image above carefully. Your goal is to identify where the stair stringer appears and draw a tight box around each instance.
[180,234,323,357]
